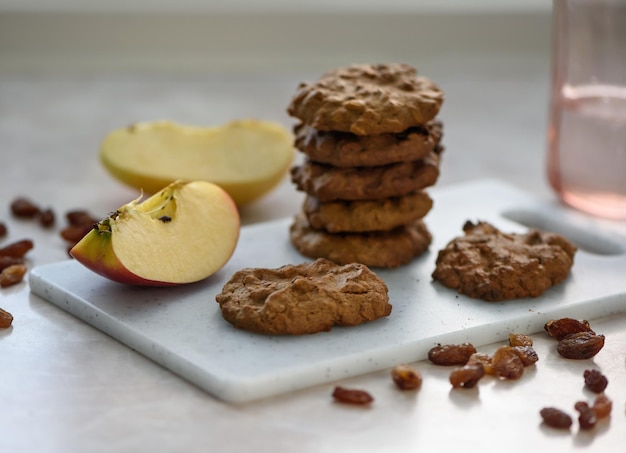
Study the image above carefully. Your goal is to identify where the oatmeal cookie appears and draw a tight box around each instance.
[291,150,441,202]
[290,213,432,268]
[287,63,444,135]
[215,258,391,335]
[432,221,577,302]
[303,191,433,233]
[294,120,443,167]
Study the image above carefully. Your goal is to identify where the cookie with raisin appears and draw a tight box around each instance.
[215,258,391,335]
[432,221,577,301]
[303,191,433,233]
[287,63,443,135]
[294,120,443,168]
[290,149,441,202]
[289,213,432,268]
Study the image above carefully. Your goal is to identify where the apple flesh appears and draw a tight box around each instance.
[70,180,240,286]
[99,119,295,205]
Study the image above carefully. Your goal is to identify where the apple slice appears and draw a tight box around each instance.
[99,119,295,205]
[70,180,240,286]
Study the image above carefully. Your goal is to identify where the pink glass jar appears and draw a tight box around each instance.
[547,0,626,219]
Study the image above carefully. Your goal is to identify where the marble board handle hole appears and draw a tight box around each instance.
[502,208,626,257]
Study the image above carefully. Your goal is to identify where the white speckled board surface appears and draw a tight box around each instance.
[29,180,626,403]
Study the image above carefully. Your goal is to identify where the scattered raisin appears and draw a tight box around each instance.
[0,263,28,288]
[544,318,593,341]
[449,363,485,389]
[10,197,40,218]
[428,343,477,366]
[511,345,539,367]
[158,215,172,223]
[466,352,494,375]
[38,208,55,228]
[557,332,605,360]
[592,394,612,419]
[66,210,98,227]
[391,365,422,390]
[509,333,533,347]
[575,401,597,430]
[61,210,99,248]
[0,222,7,238]
[583,369,608,393]
[492,346,525,380]
[0,255,23,272]
[0,239,34,258]
[60,224,92,244]
[0,307,13,328]
[540,407,573,429]
[332,386,374,405]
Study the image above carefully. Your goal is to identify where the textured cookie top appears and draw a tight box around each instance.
[287,63,444,135]
[215,258,391,335]
[432,221,577,302]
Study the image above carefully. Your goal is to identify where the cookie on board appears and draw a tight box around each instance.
[432,221,577,301]
[215,258,391,335]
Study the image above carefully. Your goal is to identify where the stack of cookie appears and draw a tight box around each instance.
[286,63,445,268]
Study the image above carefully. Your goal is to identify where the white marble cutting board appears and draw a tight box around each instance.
[29,180,626,403]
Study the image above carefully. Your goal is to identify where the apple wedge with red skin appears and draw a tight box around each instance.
[70,180,240,286]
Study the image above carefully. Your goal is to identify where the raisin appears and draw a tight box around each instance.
[391,365,422,390]
[575,401,597,430]
[66,210,98,227]
[428,343,477,366]
[492,346,524,380]
[511,345,539,367]
[0,263,28,288]
[10,197,40,218]
[509,333,533,347]
[0,255,23,272]
[0,307,13,328]
[540,407,573,429]
[557,332,605,360]
[0,239,34,258]
[583,369,608,393]
[592,394,612,419]
[0,222,7,238]
[38,208,55,228]
[61,210,99,246]
[449,363,485,389]
[332,386,373,405]
[466,352,494,375]
[60,224,93,244]
[544,318,593,341]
